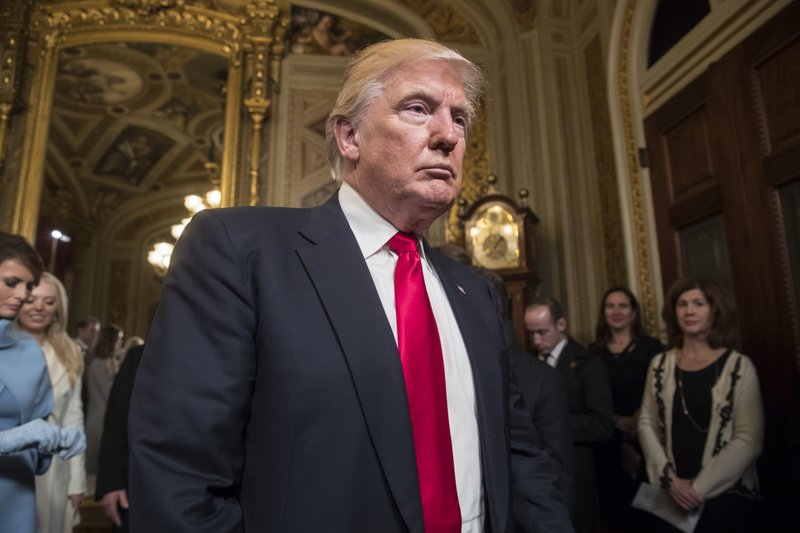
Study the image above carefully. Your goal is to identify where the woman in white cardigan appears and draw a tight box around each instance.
[638,278,763,532]
[17,272,86,532]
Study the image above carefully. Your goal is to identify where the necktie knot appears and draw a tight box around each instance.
[389,232,418,255]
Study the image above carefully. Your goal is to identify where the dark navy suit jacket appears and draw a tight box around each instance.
[510,349,575,515]
[129,193,572,532]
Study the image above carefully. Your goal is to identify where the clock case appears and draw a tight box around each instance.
[461,193,541,349]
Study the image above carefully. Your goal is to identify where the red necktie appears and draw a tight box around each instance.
[389,232,461,533]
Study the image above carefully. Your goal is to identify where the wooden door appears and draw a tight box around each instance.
[645,1,800,528]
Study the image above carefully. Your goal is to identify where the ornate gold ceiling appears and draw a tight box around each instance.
[45,42,228,225]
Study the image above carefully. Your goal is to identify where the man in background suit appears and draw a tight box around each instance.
[525,296,613,533]
[95,344,144,532]
[510,348,575,515]
[72,317,100,360]
[460,255,575,517]
[129,39,572,532]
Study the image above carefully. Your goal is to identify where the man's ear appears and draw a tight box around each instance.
[334,118,359,162]
[556,317,567,334]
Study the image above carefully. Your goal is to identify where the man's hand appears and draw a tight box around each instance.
[615,414,638,440]
[667,471,704,511]
[101,490,129,527]
[620,441,642,479]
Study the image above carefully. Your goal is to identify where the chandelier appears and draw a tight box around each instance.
[148,162,221,276]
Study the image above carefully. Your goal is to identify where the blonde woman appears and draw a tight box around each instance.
[18,272,86,532]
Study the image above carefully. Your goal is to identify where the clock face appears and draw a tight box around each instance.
[467,203,520,269]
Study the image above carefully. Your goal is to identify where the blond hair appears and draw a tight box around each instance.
[37,272,84,388]
[326,38,484,181]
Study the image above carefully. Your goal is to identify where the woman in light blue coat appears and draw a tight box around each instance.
[0,232,84,533]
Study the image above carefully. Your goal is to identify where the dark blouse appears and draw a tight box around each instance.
[672,349,732,479]
[590,336,663,416]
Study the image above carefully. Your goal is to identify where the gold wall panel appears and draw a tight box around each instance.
[584,35,628,288]
[616,0,658,334]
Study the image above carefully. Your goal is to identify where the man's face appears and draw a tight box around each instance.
[79,322,100,348]
[336,59,468,233]
[524,305,566,355]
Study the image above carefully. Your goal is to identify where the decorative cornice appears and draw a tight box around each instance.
[617,0,658,334]
[30,1,244,60]
[396,0,481,44]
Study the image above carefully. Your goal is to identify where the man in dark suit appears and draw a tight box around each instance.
[95,344,144,532]
[525,297,613,533]
[510,348,575,515]
[129,39,572,532]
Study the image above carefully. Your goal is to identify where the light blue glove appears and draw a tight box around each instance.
[0,418,62,455]
[57,426,86,460]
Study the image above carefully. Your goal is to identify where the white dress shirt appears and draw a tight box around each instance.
[339,182,484,532]
[544,337,568,368]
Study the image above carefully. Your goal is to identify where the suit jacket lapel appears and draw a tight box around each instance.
[296,194,424,533]
[556,340,572,380]
[427,248,509,533]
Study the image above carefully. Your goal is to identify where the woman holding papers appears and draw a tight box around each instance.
[638,278,763,532]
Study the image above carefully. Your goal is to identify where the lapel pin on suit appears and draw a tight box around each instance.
[457,284,466,295]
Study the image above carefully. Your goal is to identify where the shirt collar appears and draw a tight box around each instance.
[339,181,424,259]
[550,336,568,364]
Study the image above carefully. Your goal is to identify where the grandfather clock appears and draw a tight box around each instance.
[460,181,540,349]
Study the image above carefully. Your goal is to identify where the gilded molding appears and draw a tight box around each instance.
[29,1,244,61]
[617,0,657,333]
[396,0,481,44]
[446,97,491,245]
[0,1,29,168]
[241,0,289,206]
[0,103,11,165]
[0,35,19,103]
[584,37,627,287]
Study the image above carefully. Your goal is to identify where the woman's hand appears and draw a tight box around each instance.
[68,493,83,510]
[667,470,704,511]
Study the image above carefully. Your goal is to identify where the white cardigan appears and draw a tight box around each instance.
[638,349,762,499]
[35,342,87,533]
